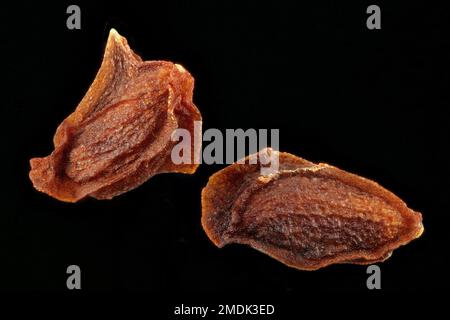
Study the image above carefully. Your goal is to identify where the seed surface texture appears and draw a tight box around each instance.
[201,149,423,270]
[30,29,202,202]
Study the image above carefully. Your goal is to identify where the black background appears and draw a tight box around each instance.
[0,0,449,302]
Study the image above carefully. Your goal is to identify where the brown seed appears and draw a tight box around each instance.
[29,29,202,202]
[201,149,423,270]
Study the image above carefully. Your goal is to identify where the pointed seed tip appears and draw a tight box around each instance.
[108,28,122,39]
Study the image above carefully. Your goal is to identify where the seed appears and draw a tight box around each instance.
[201,148,423,270]
[29,29,202,202]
